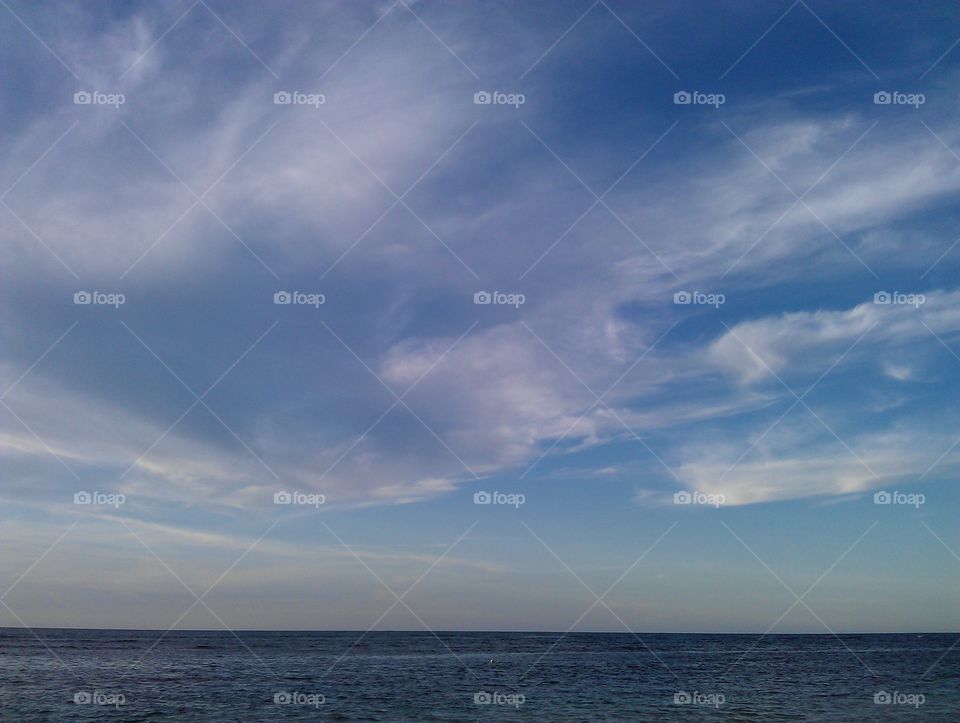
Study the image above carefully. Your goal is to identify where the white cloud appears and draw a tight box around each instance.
[706,290,960,386]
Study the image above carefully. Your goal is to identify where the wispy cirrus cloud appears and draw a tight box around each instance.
[2,0,960,523]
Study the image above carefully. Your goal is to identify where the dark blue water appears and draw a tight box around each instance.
[1,629,957,720]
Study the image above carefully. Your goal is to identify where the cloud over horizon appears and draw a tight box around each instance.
[2,0,959,633]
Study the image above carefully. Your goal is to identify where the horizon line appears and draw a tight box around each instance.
[2,626,954,635]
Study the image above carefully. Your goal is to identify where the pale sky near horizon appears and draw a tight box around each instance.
[0,0,959,634]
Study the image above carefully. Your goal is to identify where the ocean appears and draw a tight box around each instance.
[1,629,957,720]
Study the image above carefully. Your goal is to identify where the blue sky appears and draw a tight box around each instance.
[1,0,959,632]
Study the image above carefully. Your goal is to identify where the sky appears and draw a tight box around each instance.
[0,0,959,633]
